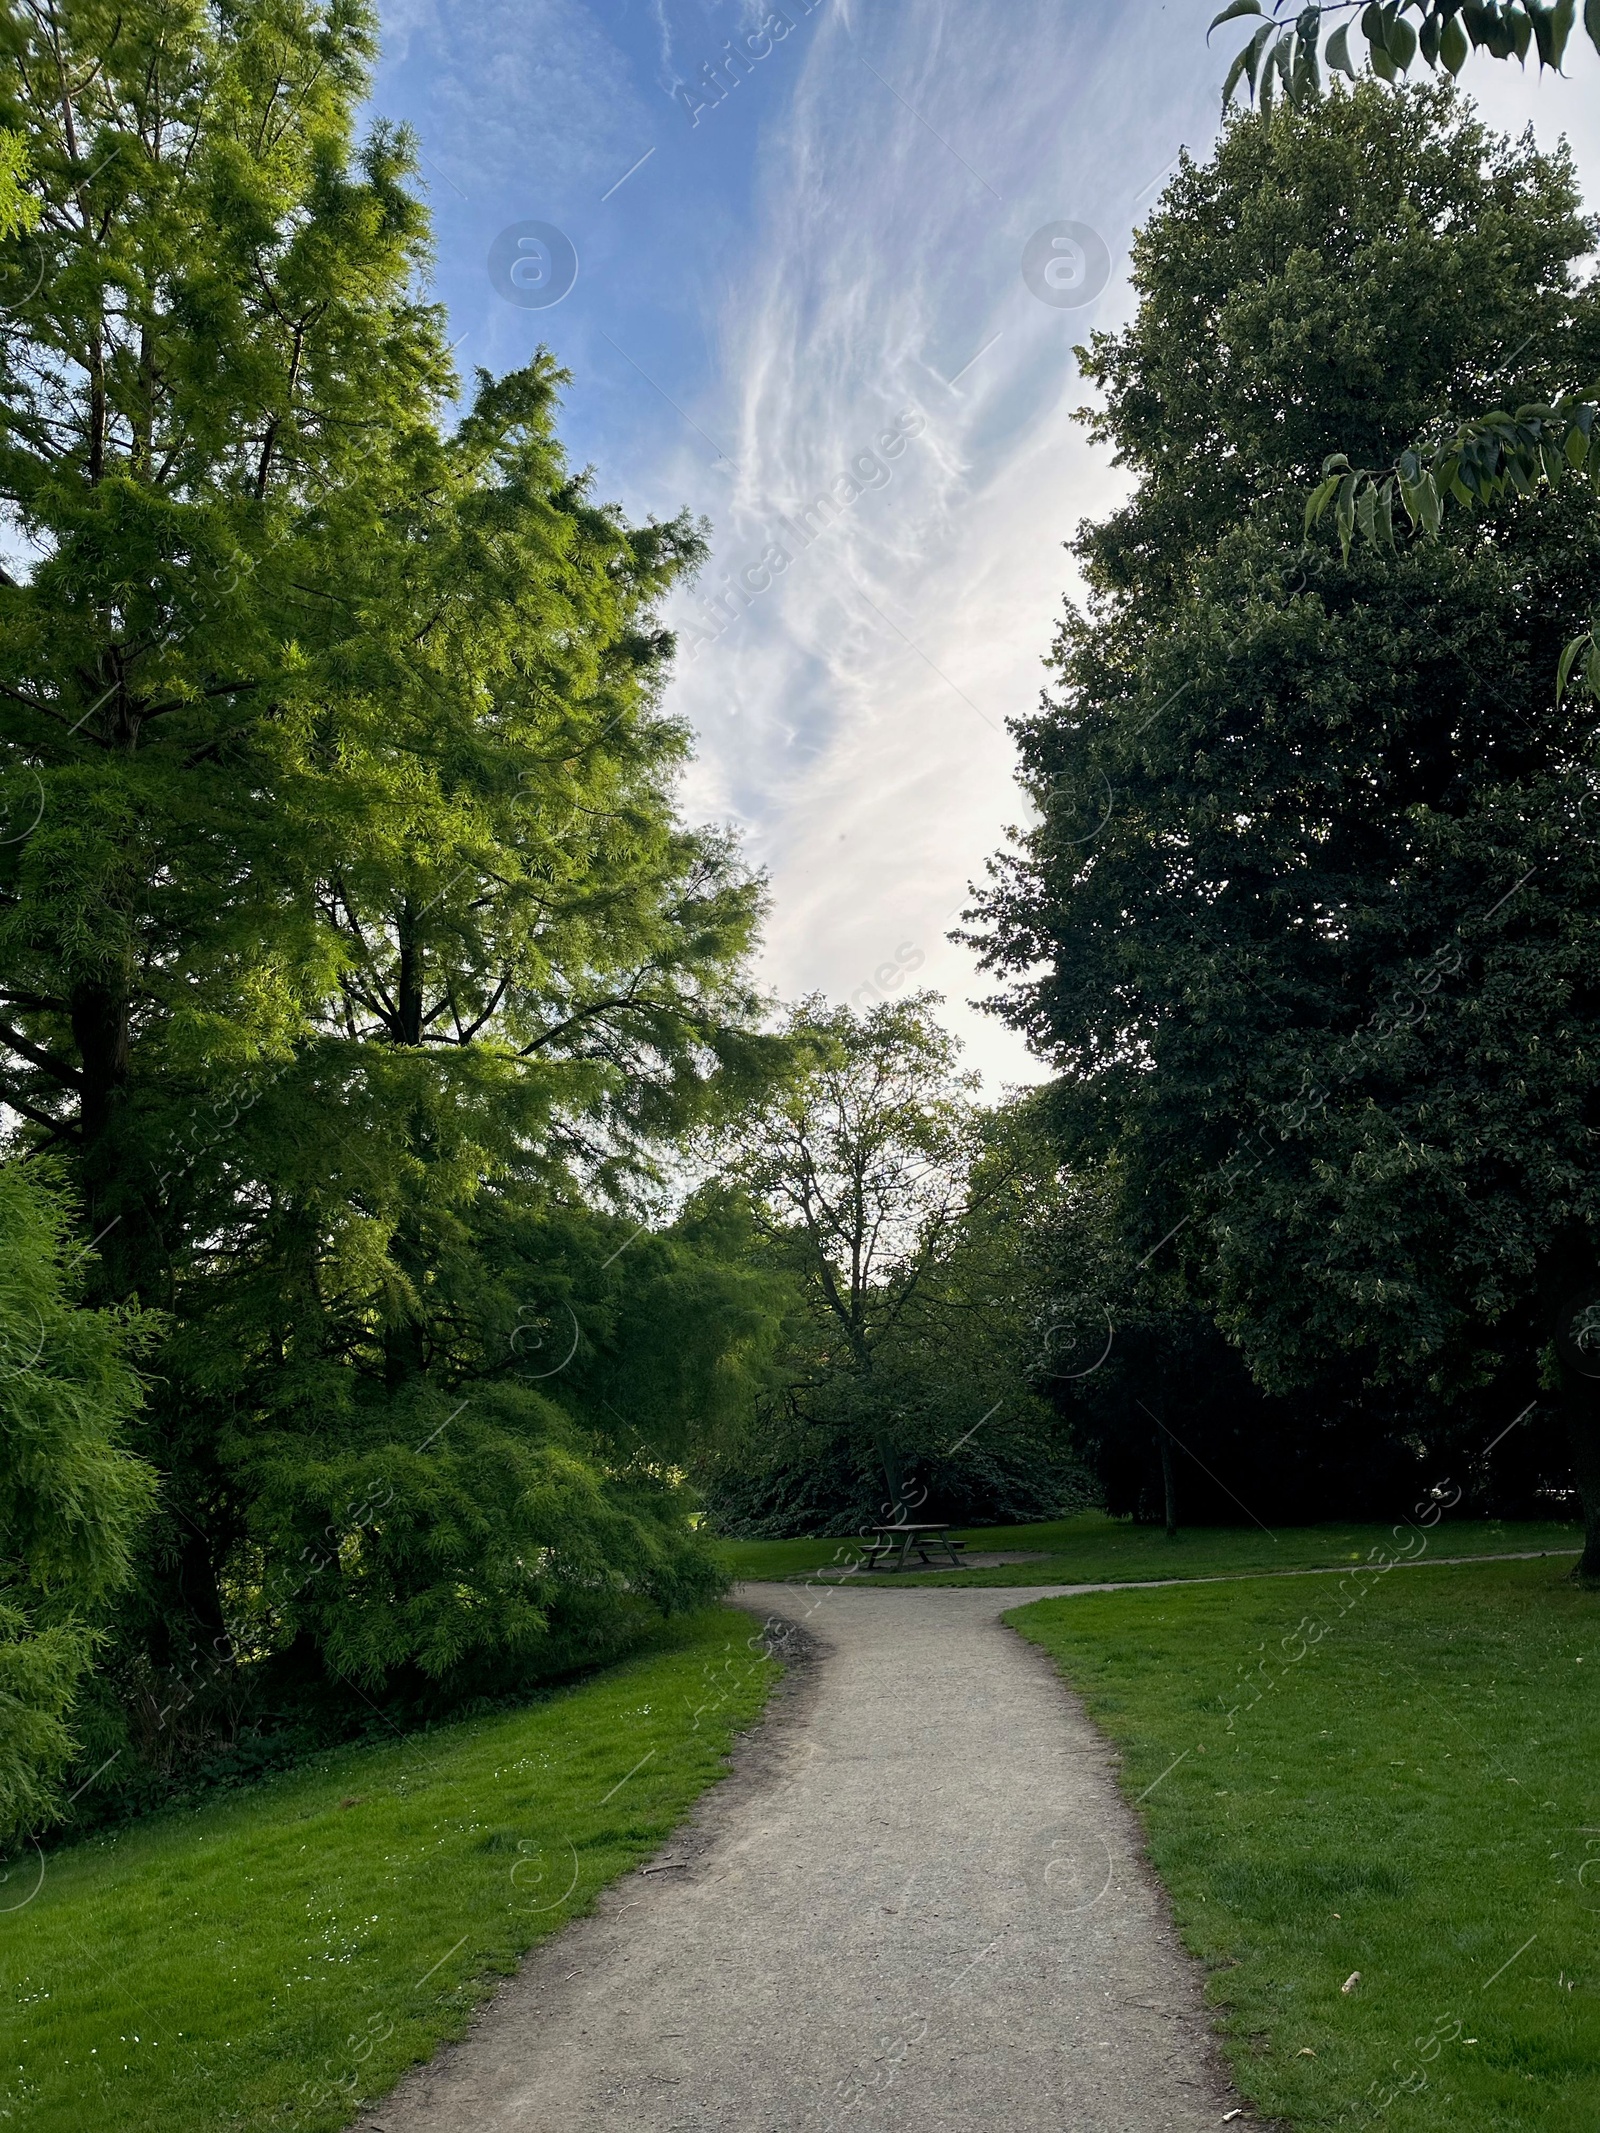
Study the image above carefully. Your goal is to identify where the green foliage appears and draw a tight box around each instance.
[1212,0,1600,118]
[0,1159,154,1843]
[0,0,780,1770]
[970,85,1600,1546]
[1019,1131,1575,1527]
[698,1002,1081,1534]
[1209,8,1600,700]
[0,127,35,238]
[716,991,987,1377]
[237,1383,723,1693]
[1307,405,1600,697]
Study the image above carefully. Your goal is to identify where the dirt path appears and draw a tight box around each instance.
[360,1582,1257,2132]
[797,1543,1582,1589]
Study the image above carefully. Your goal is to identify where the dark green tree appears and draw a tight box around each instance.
[970,83,1600,1568]
[1209,0,1600,692]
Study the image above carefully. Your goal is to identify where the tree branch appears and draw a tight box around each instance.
[0,1020,83,1089]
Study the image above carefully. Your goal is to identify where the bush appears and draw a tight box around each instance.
[0,1160,155,1846]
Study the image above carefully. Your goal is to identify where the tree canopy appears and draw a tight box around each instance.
[1205,0,1600,695]
[699,996,1082,1534]
[970,81,1600,1568]
[0,0,786,1826]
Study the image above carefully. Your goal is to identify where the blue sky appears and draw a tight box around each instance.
[371,1,1600,1088]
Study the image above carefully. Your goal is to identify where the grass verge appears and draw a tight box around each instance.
[1010,1556,1600,2131]
[0,1606,778,2133]
[712,1510,1582,1587]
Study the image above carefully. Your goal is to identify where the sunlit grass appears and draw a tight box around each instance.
[1010,1558,1600,2131]
[0,1607,777,2133]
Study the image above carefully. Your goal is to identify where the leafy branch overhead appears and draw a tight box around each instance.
[1305,396,1600,695]
[1210,0,1600,110]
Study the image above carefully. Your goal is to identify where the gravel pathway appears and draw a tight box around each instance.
[361,1582,1258,2133]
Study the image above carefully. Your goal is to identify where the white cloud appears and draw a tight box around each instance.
[657,14,1600,1090]
[660,0,1221,1088]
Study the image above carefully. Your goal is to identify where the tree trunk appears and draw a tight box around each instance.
[1156,1418,1179,1538]
[143,1512,234,1672]
[1562,1383,1600,1579]
[396,900,424,1047]
[382,1188,430,1390]
[173,1519,233,1663]
[876,1436,915,1524]
[69,976,139,1301]
[382,903,432,1385]
[878,1439,903,1521]
[1541,1239,1600,1579]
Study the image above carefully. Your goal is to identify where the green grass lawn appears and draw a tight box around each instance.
[712,1509,1582,1587]
[0,1607,778,2133]
[1010,1556,1600,2132]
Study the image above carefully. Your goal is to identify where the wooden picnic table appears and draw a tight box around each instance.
[858,1522,967,1572]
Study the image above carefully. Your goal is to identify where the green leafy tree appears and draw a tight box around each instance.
[723,993,985,1379]
[0,0,451,1286]
[0,0,774,1705]
[701,999,1078,1534]
[970,84,1600,1567]
[197,1187,788,1701]
[0,1158,153,1844]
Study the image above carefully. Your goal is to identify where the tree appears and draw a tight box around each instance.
[726,994,983,1379]
[0,0,775,1714]
[0,0,450,1290]
[1024,1139,1559,1529]
[700,998,1081,1535]
[0,1158,153,1846]
[1209,0,1600,694]
[969,83,1600,1567]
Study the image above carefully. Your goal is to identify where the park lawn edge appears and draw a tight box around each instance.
[341,1606,781,2119]
[854,1542,1584,1590]
[0,1604,783,2133]
[365,1604,781,2104]
[1003,1558,1600,2133]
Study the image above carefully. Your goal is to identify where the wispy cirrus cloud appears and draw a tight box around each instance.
[653,0,1220,1083]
